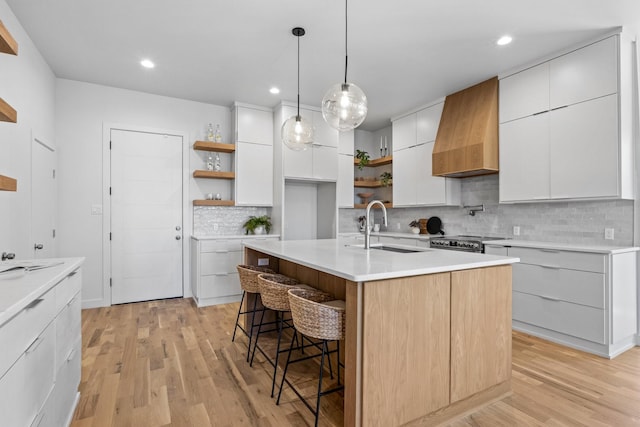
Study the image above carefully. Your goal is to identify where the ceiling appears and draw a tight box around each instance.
[6,0,640,131]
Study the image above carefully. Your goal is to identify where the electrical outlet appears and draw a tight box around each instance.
[213,223,219,231]
[513,226,520,236]
[91,204,103,215]
[605,228,614,240]
[258,258,269,266]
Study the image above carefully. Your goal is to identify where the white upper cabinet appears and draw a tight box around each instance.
[416,102,444,144]
[392,114,417,151]
[313,110,339,147]
[499,62,549,123]
[312,144,339,180]
[232,103,274,205]
[234,104,274,145]
[549,36,618,108]
[499,33,633,203]
[392,102,460,207]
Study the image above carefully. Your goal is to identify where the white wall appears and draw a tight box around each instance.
[0,0,56,259]
[55,79,230,307]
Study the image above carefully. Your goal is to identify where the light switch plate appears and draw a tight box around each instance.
[605,228,614,240]
[91,204,103,215]
[513,226,520,236]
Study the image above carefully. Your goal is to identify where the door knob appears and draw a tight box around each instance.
[175,236,182,240]
[176,226,181,231]
[34,243,44,250]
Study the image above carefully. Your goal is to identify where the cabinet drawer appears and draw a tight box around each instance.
[200,251,243,275]
[513,264,605,308]
[509,247,605,273]
[56,269,81,313]
[513,291,605,344]
[200,273,241,299]
[200,239,242,252]
[56,293,81,371]
[0,288,55,379]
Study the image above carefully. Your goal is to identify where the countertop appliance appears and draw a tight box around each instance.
[429,235,499,253]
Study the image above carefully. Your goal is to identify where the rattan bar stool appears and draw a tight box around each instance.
[250,273,323,398]
[232,264,275,362]
[276,288,346,427]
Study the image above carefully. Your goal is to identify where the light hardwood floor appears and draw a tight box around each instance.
[71,298,640,427]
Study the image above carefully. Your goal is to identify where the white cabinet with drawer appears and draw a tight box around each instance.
[191,236,280,307]
[0,260,83,427]
[485,241,637,358]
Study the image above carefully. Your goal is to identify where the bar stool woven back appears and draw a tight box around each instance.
[237,264,274,293]
[257,274,300,311]
[288,288,346,342]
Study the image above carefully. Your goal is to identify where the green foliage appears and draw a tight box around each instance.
[243,215,272,235]
[355,150,370,170]
[380,171,392,187]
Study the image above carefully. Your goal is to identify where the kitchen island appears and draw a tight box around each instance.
[243,239,519,427]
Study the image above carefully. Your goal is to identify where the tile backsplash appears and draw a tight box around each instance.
[340,174,634,247]
[194,206,270,236]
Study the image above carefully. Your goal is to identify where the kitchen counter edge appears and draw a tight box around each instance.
[483,239,639,254]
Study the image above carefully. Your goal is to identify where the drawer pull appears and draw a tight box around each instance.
[26,336,44,354]
[540,249,559,253]
[540,295,561,302]
[215,250,229,254]
[66,348,77,362]
[67,270,79,277]
[67,295,79,307]
[540,264,560,269]
[214,273,229,277]
[25,298,44,310]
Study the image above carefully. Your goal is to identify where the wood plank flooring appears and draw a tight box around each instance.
[71,298,640,427]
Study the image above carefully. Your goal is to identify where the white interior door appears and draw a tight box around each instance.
[110,129,183,304]
[31,136,56,259]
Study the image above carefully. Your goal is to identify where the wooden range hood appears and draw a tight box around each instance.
[432,76,499,177]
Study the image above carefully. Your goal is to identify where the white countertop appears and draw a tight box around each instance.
[483,239,639,254]
[243,239,519,282]
[192,234,280,241]
[0,258,84,326]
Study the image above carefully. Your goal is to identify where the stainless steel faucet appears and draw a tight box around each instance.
[364,200,388,249]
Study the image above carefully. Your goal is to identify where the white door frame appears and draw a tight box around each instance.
[31,131,57,258]
[101,123,191,307]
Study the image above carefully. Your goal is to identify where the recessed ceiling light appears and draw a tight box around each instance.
[497,35,513,46]
[140,59,155,69]
[269,87,280,94]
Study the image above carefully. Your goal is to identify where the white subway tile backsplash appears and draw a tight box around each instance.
[339,175,634,246]
[194,206,270,236]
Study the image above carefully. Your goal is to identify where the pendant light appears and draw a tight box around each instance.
[321,0,368,131]
[282,27,314,151]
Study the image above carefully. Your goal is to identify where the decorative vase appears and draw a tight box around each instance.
[254,225,265,235]
[410,227,420,234]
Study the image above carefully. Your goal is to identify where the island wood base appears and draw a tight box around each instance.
[244,248,512,426]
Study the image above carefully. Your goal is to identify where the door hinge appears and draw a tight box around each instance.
[109,232,112,241]
[52,229,56,238]
[109,140,112,149]
[52,169,56,179]
[110,278,112,287]
[109,187,112,195]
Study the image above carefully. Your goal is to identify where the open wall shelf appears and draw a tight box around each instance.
[354,180,392,188]
[0,20,18,55]
[193,170,235,180]
[193,141,236,153]
[0,174,17,191]
[193,199,235,206]
[354,202,392,209]
[354,155,392,167]
[0,98,16,123]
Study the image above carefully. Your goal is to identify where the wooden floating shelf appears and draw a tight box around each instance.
[0,20,18,55]
[0,98,17,123]
[354,155,393,167]
[354,202,392,209]
[193,141,236,153]
[193,170,235,180]
[354,180,392,188]
[0,174,17,191]
[193,199,235,206]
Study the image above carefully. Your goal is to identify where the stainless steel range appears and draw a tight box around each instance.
[429,235,495,253]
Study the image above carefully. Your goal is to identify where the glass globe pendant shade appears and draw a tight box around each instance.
[321,82,368,131]
[282,115,314,151]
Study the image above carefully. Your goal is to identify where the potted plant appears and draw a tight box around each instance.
[409,219,421,234]
[380,171,392,187]
[243,215,272,235]
[355,149,370,170]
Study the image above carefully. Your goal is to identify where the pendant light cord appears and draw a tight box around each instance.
[344,0,348,84]
[297,32,300,117]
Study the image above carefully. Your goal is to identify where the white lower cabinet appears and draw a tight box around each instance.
[0,265,82,427]
[485,243,637,358]
[191,236,280,307]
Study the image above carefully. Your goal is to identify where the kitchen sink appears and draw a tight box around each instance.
[370,245,422,253]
